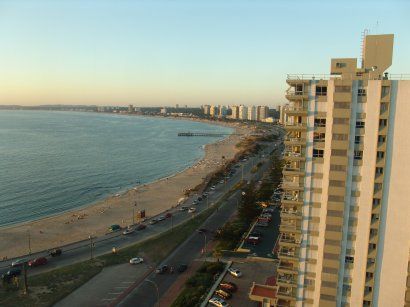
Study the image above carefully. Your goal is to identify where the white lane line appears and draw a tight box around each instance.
[108,292,122,295]
[101,298,116,301]
[114,286,128,289]
[121,281,134,284]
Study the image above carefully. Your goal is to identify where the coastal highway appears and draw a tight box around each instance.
[116,140,280,307]
[0,137,283,279]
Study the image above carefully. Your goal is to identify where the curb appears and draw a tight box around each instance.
[200,260,232,307]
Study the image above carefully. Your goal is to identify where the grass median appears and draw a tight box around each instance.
[0,204,220,307]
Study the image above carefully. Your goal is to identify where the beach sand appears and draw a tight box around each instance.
[0,121,252,259]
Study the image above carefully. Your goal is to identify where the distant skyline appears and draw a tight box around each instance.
[0,0,409,107]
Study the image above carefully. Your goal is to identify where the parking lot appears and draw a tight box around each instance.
[242,206,280,259]
[208,260,277,307]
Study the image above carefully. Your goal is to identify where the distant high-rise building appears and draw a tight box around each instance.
[128,104,134,113]
[209,105,219,117]
[250,34,410,307]
[203,104,211,115]
[160,107,167,114]
[231,105,239,119]
[239,105,248,120]
[258,106,269,121]
[248,106,257,121]
[219,105,227,117]
[176,104,179,109]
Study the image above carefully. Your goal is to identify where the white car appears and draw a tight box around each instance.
[228,268,242,277]
[129,257,143,264]
[208,297,229,307]
[122,227,135,235]
[11,258,28,267]
[210,186,216,190]
[188,207,196,213]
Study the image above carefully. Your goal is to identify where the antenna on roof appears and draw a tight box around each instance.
[360,29,369,68]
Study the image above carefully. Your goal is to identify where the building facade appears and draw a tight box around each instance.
[275,34,410,307]
[248,105,257,121]
[258,106,270,121]
[209,105,219,117]
[231,105,240,119]
[239,105,248,120]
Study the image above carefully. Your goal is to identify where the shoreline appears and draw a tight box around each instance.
[0,117,252,259]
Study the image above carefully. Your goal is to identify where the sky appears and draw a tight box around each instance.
[0,0,409,107]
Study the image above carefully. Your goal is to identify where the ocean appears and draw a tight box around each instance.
[0,110,233,227]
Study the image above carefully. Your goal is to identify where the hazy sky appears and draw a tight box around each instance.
[0,0,409,107]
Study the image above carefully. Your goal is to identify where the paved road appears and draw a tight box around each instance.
[0,136,281,280]
[116,142,280,307]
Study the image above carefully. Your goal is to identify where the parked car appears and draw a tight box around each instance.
[256,221,269,227]
[219,282,237,292]
[208,296,229,307]
[11,258,28,267]
[149,219,158,225]
[215,289,232,300]
[122,227,135,235]
[28,257,48,267]
[210,185,216,190]
[136,224,147,231]
[228,268,242,278]
[192,200,198,205]
[246,236,260,245]
[49,248,62,257]
[250,231,263,237]
[179,206,188,211]
[165,212,172,218]
[129,257,143,264]
[197,196,203,202]
[177,264,188,273]
[197,228,207,233]
[158,216,166,221]
[1,268,21,282]
[188,207,196,213]
[155,265,168,274]
[108,224,121,232]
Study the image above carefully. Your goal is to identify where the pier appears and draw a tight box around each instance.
[178,132,228,137]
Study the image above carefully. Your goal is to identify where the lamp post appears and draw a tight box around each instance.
[144,279,160,307]
[200,232,207,262]
[88,235,94,260]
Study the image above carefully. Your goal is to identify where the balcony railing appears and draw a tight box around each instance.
[277,274,298,285]
[281,208,302,217]
[282,194,303,203]
[284,123,307,129]
[284,137,306,144]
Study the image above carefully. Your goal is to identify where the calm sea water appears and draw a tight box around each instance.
[0,110,233,227]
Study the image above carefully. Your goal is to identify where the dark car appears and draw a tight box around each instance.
[155,265,168,274]
[108,224,121,232]
[215,289,232,300]
[177,264,188,273]
[219,282,237,292]
[136,224,147,231]
[197,228,207,233]
[1,268,21,282]
[28,257,48,267]
[165,212,172,218]
[197,196,203,202]
[49,248,62,257]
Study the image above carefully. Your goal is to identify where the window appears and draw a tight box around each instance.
[378,135,386,143]
[336,62,346,68]
[334,102,350,109]
[345,256,354,263]
[335,86,351,92]
[328,195,344,202]
[334,117,349,125]
[373,198,381,205]
[356,121,365,128]
[374,183,383,192]
[355,136,363,144]
[314,132,326,142]
[376,151,385,159]
[381,86,390,98]
[332,149,347,156]
[379,119,387,127]
[333,133,348,141]
[354,150,363,160]
[316,86,327,96]
[380,103,388,113]
[295,84,303,94]
[329,180,344,187]
[314,118,326,127]
[375,167,383,175]
[358,88,367,96]
[313,149,324,158]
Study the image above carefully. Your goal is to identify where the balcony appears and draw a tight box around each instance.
[370,217,380,229]
[282,179,304,191]
[276,286,297,301]
[283,150,306,162]
[280,221,302,234]
[282,164,305,177]
[368,248,377,258]
[281,194,303,206]
[284,136,306,146]
[277,273,298,287]
[280,208,302,220]
[278,247,300,261]
[279,234,301,247]
[284,122,307,131]
[285,89,309,102]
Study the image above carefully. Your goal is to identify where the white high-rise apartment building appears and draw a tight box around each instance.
[258,106,269,121]
[239,105,248,120]
[250,34,410,307]
[231,105,239,119]
[248,106,257,121]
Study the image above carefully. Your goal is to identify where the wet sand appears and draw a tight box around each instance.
[0,121,252,259]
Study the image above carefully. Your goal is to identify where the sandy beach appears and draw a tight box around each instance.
[0,120,252,259]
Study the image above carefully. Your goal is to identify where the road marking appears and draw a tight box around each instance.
[114,286,128,289]
[101,298,116,301]
[121,281,134,284]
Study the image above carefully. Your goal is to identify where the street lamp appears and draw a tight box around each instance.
[200,232,207,262]
[88,235,94,260]
[144,279,160,307]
